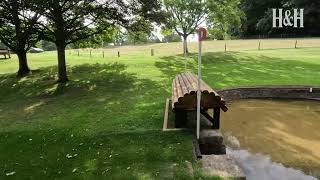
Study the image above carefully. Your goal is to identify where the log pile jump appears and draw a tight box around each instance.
[172,72,228,129]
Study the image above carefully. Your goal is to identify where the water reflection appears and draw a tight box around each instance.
[221,99,320,179]
[227,148,317,180]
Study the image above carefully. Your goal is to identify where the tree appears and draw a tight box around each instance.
[240,0,320,37]
[207,0,244,40]
[41,40,56,51]
[127,31,150,44]
[0,0,40,76]
[34,0,163,83]
[126,18,153,44]
[163,0,208,55]
[287,0,320,36]
[70,27,117,49]
[161,28,181,42]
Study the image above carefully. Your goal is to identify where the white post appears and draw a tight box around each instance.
[197,40,202,139]
[184,39,187,71]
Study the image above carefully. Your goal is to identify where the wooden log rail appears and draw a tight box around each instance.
[172,72,228,129]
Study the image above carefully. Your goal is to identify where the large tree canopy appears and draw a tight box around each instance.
[32,0,163,83]
[207,0,244,39]
[164,0,208,54]
[0,0,40,76]
[163,0,244,53]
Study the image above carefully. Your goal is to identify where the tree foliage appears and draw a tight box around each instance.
[41,40,56,51]
[0,0,40,76]
[241,0,320,37]
[31,0,164,82]
[161,28,181,42]
[70,27,118,48]
[207,0,244,40]
[163,0,208,54]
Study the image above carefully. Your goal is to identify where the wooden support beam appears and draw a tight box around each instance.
[200,110,214,124]
[213,107,220,129]
[175,109,187,128]
[163,98,170,130]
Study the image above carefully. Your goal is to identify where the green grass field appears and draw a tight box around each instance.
[1,39,320,179]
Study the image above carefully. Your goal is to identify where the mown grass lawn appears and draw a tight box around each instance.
[0,46,320,179]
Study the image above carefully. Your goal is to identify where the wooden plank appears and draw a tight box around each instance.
[163,98,170,130]
[200,110,214,125]
[177,74,189,95]
[175,78,183,100]
[213,107,220,129]
[185,72,198,93]
[183,73,197,94]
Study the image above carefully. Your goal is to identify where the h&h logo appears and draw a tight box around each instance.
[272,9,304,28]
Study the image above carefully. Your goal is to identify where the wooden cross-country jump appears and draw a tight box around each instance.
[172,72,228,129]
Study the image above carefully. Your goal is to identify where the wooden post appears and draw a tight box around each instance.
[77,50,79,56]
[213,107,220,129]
[151,49,154,56]
[295,40,298,49]
[224,43,227,52]
[258,41,261,50]
[175,110,187,128]
[102,51,104,58]
[118,51,120,57]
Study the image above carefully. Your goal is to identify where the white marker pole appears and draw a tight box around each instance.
[196,37,202,139]
[184,39,187,71]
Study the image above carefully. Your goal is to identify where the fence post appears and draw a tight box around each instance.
[258,41,261,50]
[118,51,120,57]
[77,50,79,56]
[295,40,298,49]
[224,43,227,52]
[151,49,154,56]
[103,51,104,58]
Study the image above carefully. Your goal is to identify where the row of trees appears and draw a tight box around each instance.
[0,0,163,82]
[0,0,243,83]
[241,0,320,37]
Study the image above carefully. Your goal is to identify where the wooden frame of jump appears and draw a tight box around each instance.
[172,72,228,129]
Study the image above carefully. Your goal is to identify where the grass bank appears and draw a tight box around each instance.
[1,47,320,179]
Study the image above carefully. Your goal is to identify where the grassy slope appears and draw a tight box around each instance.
[1,44,320,179]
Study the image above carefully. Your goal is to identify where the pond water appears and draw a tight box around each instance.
[221,99,320,179]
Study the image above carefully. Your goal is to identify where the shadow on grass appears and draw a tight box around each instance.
[0,128,198,179]
[0,62,172,132]
[0,63,135,99]
[0,62,217,179]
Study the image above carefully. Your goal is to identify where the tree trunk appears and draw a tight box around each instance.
[17,51,30,77]
[183,35,189,56]
[56,44,68,83]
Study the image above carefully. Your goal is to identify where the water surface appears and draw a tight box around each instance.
[221,99,320,178]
